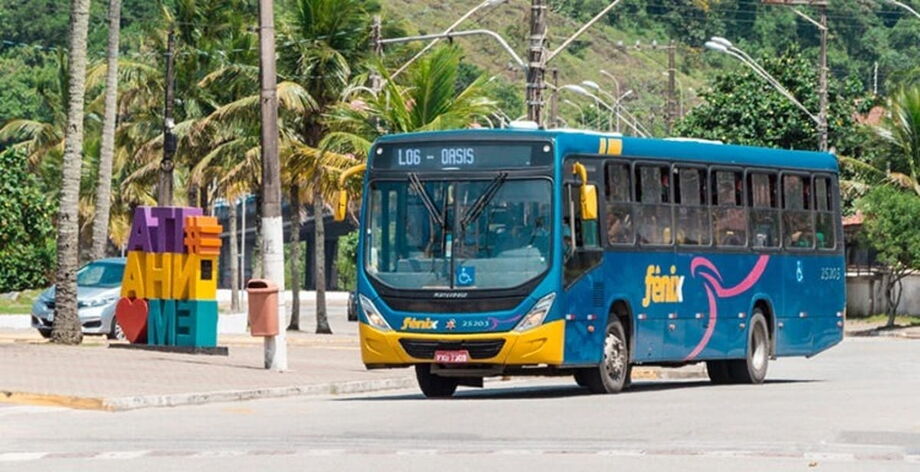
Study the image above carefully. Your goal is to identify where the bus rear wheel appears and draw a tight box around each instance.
[706,310,770,385]
[576,318,630,394]
[728,310,769,384]
[415,364,458,398]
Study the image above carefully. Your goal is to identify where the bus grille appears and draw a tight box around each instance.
[399,339,506,360]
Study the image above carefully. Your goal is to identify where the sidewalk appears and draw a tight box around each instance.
[0,311,705,411]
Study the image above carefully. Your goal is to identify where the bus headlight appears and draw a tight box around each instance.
[359,295,392,332]
[514,293,556,332]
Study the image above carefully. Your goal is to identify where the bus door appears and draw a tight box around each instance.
[668,165,710,360]
[561,159,604,364]
[779,173,815,354]
[633,163,676,362]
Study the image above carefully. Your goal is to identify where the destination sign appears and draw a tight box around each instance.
[371,142,551,171]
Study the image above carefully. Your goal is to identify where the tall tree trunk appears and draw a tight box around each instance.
[288,184,302,330]
[52,0,92,345]
[315,188,331,334]
[89,0,120,261]
[229,197,240,312]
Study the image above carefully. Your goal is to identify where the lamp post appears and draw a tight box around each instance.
[563,99,586,127]
[559,84,646,136]
[883,0,920,19]
[705,37,824,150]
[391,0,507,79]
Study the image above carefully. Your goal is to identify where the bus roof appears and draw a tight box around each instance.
[373,128,839,173]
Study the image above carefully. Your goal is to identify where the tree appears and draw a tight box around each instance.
[89,0,121,260]
[0,149,56,292]
[278,0,376,334]
[674,47,868,153]
[857,186,920,327]
[52,0,92,345]
[875,85,920,196]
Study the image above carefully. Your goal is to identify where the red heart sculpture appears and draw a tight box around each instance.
[115,297,148,343]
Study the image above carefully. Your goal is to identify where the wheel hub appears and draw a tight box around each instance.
[603,333,626,381]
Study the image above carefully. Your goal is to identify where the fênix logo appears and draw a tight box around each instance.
[400,317,439,330]
[641,265,685,308]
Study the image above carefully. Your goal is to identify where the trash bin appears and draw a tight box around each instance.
[246,279,279,336]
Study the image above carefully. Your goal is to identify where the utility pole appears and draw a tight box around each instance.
[762,0,829,151]
[526,0,548,125]
[549,68,559,128]
[818,4,828,152]
[258,0,287,371]
[370,15,383,92]
[157,28,176,206]
[666,40,677,134]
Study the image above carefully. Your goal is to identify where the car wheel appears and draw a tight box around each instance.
[107,321,126,340]
[578,318,631,394]
[415,364,458,398]
[37,329,52,339]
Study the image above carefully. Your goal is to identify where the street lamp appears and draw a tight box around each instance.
[559,84,647,136]
[563,99,586,127]
[391,0,507,78]
[705,37,822,138]
[884,0,920,19]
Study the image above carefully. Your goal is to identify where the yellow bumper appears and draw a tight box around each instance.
[360,320,565,366]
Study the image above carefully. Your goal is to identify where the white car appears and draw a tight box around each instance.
[31,258,126,339]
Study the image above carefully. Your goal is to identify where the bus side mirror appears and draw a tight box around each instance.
[334,190,348,222]
[580,184,598,221]
[571,161,598,221]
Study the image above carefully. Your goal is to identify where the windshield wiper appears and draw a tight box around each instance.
[408,173,445,228]
[460,172,508,231]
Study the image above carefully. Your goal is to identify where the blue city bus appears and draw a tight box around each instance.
[339,126,845,398]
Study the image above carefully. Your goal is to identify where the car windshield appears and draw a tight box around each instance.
[365,177,552,290]
[76,262,124,288]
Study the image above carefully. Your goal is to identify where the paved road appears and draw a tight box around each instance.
[3,337,919,471]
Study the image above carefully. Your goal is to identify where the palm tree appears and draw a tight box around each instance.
[324,46,498,153]
[877,86,920,196]
[89,0,121,260]
[52,0,92,345]
[277,0,376,334]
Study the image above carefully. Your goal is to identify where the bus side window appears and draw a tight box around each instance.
[814,175,836,250]
[605,162,634,245]
[675,167,709,246]
[748,172,780,249]
[782,174,815,249]
[712,169,746,247]
[635,164,672,246]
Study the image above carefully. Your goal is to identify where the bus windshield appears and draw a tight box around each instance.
[365,177,552,290]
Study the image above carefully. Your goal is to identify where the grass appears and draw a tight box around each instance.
[0,289,41,315]
[857,314,920,328]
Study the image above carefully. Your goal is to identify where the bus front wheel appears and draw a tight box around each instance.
[576,318,631,394]
[415,364,458,398]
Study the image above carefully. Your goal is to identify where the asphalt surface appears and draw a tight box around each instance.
[3,336,919,471]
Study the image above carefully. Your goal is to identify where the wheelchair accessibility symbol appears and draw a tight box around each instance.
[796,260,804,283]
[456,266,475,287]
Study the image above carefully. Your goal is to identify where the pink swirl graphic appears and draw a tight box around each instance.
[684,255,770,361]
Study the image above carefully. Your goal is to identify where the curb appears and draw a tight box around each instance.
[1,367,706,412]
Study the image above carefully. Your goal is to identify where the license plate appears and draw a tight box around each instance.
[434,350,470,364]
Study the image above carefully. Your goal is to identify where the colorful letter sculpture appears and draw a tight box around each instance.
[114,206,222,347]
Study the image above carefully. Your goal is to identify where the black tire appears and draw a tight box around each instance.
[706,360,732,384]
[415,364,458,398]
[37,329,52,339]
[577,318,631,394]
[106,321,125,340]
[727,309,770,384]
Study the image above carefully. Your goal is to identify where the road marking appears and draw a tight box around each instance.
[0,452,47,462]
[804,452,856,462]
[96,451,151,460]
